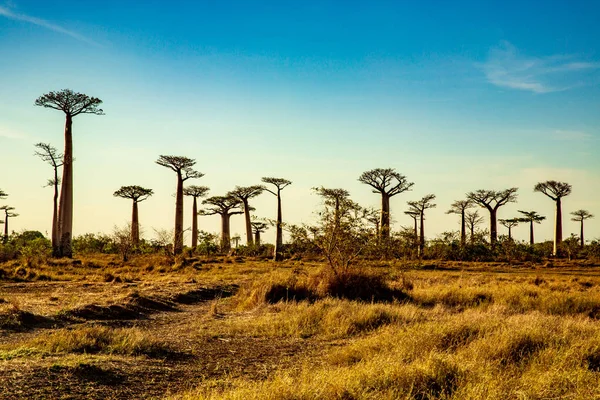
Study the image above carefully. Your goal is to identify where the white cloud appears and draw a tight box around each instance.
[0,126,26,140]
[0,4,99,46]
[482,41,599,93]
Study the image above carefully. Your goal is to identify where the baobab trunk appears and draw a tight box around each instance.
[221,214,231,252]
[3,214,8,240]
[380,194,390,239]
[131,201,140,246]
[243,200,253,246]
[52,164,59,257]
[174,171,184,255]
[529,221,534,245]
[508,226,512,240]
[554,198,562,256]
[580,219,584,248]
[489,209,497,244]
[419,213,425,257]
[460,210,466,246]
[254,231,261,246]
[57,114,73,257]
[191,196,198,249]
[274,194,283,261]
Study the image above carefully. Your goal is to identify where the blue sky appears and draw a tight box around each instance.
[1,0,599,244]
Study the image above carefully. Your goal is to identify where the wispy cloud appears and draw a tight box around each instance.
[0,4,99,46]
[482,41,599,93]
[0,126,26,140]
[553,130,593,141]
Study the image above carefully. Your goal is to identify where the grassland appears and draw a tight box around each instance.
[2,255,600,399]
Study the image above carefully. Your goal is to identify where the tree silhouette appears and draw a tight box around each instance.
[0,190,7,200]
[446,200,474,246]
[466,188,518,244]
[358,168,414,239]
[571,210,594,248]
[499,218,520,240]
[313,187,355,228]
[517,210,546,245]
[404,210,420,252]
[228,185,264,246]
[183,185,210,250]
[156,156,203,255]
[465,210,484,243]
[251,220,268,246]
[200,195,243,252]
[34,142,64,256]
[0,206,18,242]
[35,89,104,257]
[113,186,153,247]
[534,181,572,256]
[407,194,437,257]
[262,177,292,261]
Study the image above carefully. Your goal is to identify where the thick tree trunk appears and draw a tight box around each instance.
[554,198,562,256]
[460,210,466,246]
[191,196,198,249]
[254,231,261,246]
[3,214,7,241]
[508,227,512,240]
[580,220,584,248]
[418,213,425,257]
[380,194,390,239]
[274,191,283,261]
[243,199,253,246]
[131,200,139,246]
[489,208,497,245]
[174,171,184,255]
[529,221,534,245]
[57,114,73,257]
[221,214,231,252]
[469,224,475,243]
[51,165,60,257]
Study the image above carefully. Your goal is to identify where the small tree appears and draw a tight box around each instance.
[499,218,520,240]
[228,185,264,246]
[517,210,546,245]
[113,186,153,247]
[0,206,18,243]
[183,185,210,250]
[571,210,594,248]
[251,220,268,246]
[262,177,292,261]
[0,190,7,199]
[404,210,420,253]
[358,168,414,239]
[34,143,63,256]
[534,181,572,256]
[35,89,104,257]
[407,194,437,257]
[200,195,243,252]
[156,156,203,255]
[467,188,518,244]
[465,210,484,243]
[112,224,134,262]
[446,200,474,246]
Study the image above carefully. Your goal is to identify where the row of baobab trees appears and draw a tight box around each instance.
[4,89,594,260]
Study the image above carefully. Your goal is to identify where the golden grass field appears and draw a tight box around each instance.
[2,255,600,399]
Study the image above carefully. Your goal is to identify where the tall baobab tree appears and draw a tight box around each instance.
[499,218,519,240]
[113,186,153,247]
[183,185,210,249]
[407,194,437,257]
[446,200,474,246]
[517,210,546,245]
[35,89,104,257]
[358,168,414,240]
[34,143,63,256]
[465,210,484,243]
[262,177,292,261]
[228,185,264,246]
[467,188,518,244]
[156,156,203,255]
[200,195,243,252]
[571,210,594,248]
[534,181,572,256]
[251,220,268,246]
[1,206,18,242]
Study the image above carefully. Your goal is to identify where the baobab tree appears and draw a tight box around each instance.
[358,168,414,239]
[407,194,437,257]
[571,210,594,248]
[251,220,268,245]
[156,156,203,255]
[200,195,243,252]
[404,210,419,248]
[313,187,355,227]
[228,185,264,246]
[1,206,18,242]
[113,186,153,247]
[0,189,7,199]
[534,181,572,256]
[499,218,520,240]
[465,210,484,243]
[34,143,63,256]
[446,200,474,246]
[183,185,210,249]
[35,89,104,257]
[262,177,292,261]
[467,188,518,244]
[517,210,546,245]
